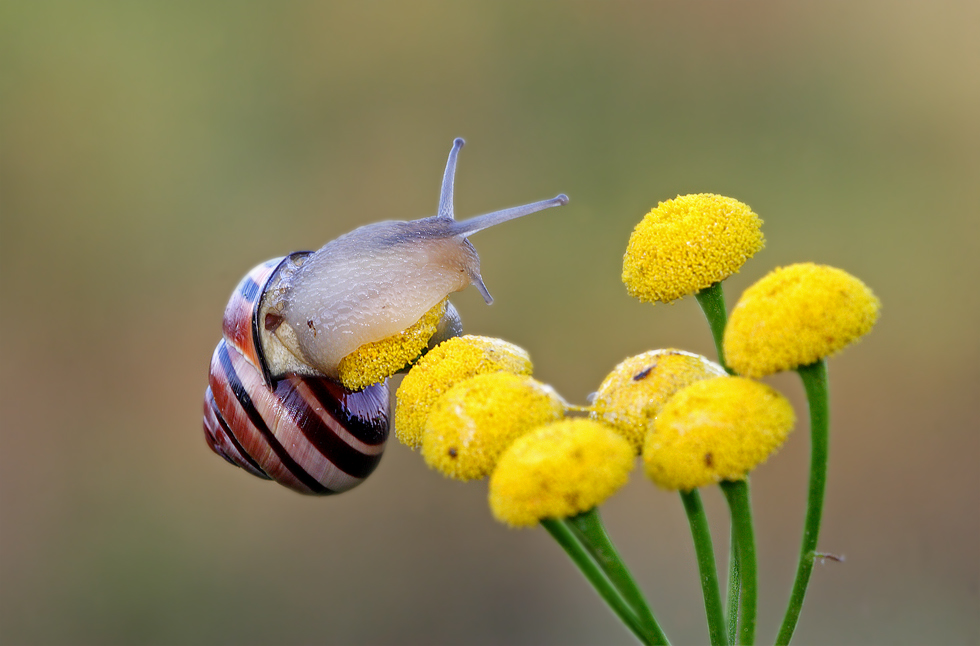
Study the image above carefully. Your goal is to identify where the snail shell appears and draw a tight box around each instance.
[204,256,390,495]
[203,138,567,495]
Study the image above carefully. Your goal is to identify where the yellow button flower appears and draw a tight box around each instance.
[724,263,881,378]
[395,335,534,449]
[337,299,448,391]
[489,419,634,528]
[643,376,795,491]
[591,349,727,453]
[422,372,565,481]
[622,194,764,304]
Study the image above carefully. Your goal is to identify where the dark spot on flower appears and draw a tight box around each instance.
[448,448,458,458]
[704,452,714,467]
[307,320,317,337]
[633,363,657,381]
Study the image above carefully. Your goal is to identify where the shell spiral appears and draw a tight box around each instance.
[203,255,390,495]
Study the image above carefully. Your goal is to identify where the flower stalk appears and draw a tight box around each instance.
[566,509,669,645]
[726,525,740,645]
[541,518,658,645]
[720,479,757,645]
[680,490,728,646]
[776,359,830,645]
[694,281,734,375]
[695,279,748,644]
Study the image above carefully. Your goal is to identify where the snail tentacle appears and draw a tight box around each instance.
[438,137,465,220]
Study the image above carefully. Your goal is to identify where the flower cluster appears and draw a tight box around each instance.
[591,349,727,453]
[422,371,565,481]
[376,192,879,521]
[339,191,879,645]
[490,419,634,527]
[724,262,881,378]
[394,335,635,523]
[642,376,795,491]
[337,299,449,390]
[394,335,533,448]
[622,194,764,304]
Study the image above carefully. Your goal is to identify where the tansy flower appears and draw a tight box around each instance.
[724,263,880,378]
[489,419,634,528]
[395,335,533,449]
[622,194,764,304]
[422,372,565,481]
[643,376,795,491]
[591,349,726,453]
[338,299,448,391]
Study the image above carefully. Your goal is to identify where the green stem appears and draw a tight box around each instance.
[720,480,757,645]
[680,490,729,646]
[566,509,670,645]
[775,359,830,645]
[694,281,734,374]
[726,524,740,646]
[541,518,653,645]
[696,280,741,643]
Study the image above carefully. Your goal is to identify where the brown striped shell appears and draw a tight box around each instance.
[203,255,390,495]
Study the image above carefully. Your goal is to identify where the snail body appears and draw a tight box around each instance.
[203,138,568,495]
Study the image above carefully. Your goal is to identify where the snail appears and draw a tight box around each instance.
[203,138,569,495]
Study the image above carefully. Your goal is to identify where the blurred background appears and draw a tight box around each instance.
[1,2,977,644]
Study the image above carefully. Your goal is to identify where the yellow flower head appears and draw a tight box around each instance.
[591,349,727,453]
[643,376,795,491]
[394,335,534,449]
[422,372,565,481]
[337,299,448,391]
[724,263,880,378]
[622,194,764,303]
[489,419,634,528]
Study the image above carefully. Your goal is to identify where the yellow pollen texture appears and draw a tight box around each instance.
[643,377,795,491]
[422,372,565,481]
[724,263,881,378]
[591,349,727,453]
[337,299,447,391]
[622,194,764,304]
[394,335,533,449]
[489,419,634,528]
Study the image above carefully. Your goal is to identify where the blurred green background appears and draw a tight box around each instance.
[1,2,977,644]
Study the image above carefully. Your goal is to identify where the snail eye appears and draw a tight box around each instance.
[264,313,283,332]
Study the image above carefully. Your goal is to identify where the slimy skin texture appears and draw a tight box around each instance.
[276,224,480,378]
[255,138,567,381]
